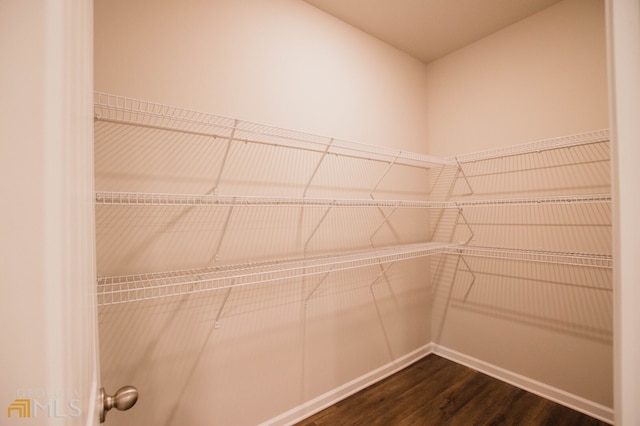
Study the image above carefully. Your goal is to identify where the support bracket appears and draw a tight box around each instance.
[215,280,235,329]
[369,153,400,199]
[459,256,477,302]
[303,138,333,198]
[214,204,235,261]
[456,208,475,245]
[303,202,334,253]
[455,156,474,196]
[369,203,400,246]
[369,262,395,294]
[213,119,238,195]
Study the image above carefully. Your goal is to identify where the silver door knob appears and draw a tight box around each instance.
[99,385,138,423]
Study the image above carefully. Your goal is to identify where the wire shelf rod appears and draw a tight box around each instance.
[95,191,437,208]
[94,92,450,167]
[94,115,437,171]
[97,242,454,306]
[445,246,613,269]
[95,191,611,208]
[450,129,610,164]
[97,242,613,306]
[95,95,609,168]
[443,194,612,207]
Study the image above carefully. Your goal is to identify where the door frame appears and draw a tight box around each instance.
[607,0,640,424]
[0,0,99,425]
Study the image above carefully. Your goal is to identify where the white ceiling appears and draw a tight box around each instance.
[303,0,563,64]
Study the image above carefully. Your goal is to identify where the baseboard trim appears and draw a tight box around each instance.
[260,343,434,426]
[432,344,614,424]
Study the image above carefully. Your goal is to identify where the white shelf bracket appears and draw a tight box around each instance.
[302,138,333,198]
[369,262,395,294]
[427,164,446,194]
[456,208,475,245]
[369,203,400,246]
[303,202,334,253]
[369,153,400,199]
[213,119,238,195]
[214,204,235,262]
[455,156,474,196]
[431,165,462,235]
[458,256,477,302]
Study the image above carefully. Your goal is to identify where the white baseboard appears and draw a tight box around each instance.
[260,343,434,426]
[432,344,614,424]
[261,342,613,425]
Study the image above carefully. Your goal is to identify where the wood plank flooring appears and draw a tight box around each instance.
[296,354,610,426]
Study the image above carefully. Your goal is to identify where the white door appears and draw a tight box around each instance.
[1,1,101,424]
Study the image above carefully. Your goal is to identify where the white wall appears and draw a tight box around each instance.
[94,1,433,425]
[426,0,608,156]
[95,0,430,151]
[426,0,612,414]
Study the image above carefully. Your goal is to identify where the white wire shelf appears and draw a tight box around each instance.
[440,193,612,208]
[94,92,451,168]
[95,191,439,208]
[446,245,613,269]
[450,129,610,163]
[95,191,611,208]
[97,242,454,306]
[97,241,613,306]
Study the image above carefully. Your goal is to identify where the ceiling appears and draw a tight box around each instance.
[303,0,563,64]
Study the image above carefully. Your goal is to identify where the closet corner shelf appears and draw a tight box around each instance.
[96,242,453,306]
[94,93,610,169]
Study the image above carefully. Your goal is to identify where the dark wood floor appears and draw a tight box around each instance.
[296,354,610,426]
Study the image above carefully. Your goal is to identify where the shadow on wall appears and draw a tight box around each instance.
[431,254,612,344]
[429,140,612,345]
[94,120,432,276]
[94,114,434,425]
[98,258,431,426]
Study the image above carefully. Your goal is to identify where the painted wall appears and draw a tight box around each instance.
[94,0,430,151]
[94,1,432,425]
[426,0,612,412]
[426,0,609,157]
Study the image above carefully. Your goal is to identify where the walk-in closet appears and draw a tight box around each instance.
[7,0,640,425]
[90,0,617,424]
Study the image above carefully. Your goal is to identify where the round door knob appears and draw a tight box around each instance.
[100,386,138,423]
